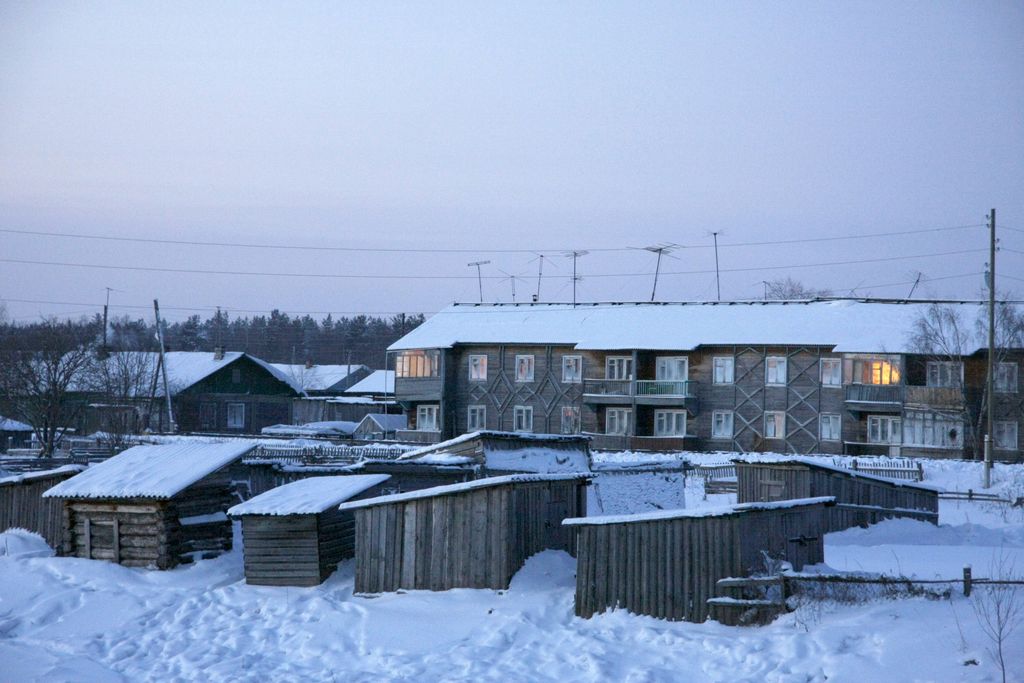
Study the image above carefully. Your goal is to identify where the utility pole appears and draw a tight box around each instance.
[102,287,113,354]
[984,208,996,488]
[762,281,769,300]
[467,260,490,303]
[712,232,722,301]
[153,299,176,433]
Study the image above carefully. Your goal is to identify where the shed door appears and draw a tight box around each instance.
[544,492,570,550]
[782,512,817,571]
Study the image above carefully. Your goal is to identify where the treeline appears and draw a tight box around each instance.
[2,311,425,368]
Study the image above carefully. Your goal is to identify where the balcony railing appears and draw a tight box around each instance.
[844,384,904,404]
[582,379,696,398]
[582,379,631,396]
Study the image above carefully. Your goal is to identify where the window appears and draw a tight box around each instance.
[396,350,440,378]
[820,414,841,442]
[226,402,245,430]
[561,406,581,434]
[468,354,487,381]
[655,357,688,381]
[995,362,1018,393]
[851,358,901,385]
[711,411,734,439]
[199,403,217,430]
[903,411,962,448]
[868,415,901,444]
[654,410,687,436]
[513,405,533,432]
[416,404,440,431]
[562,356,582,383]
[605,356,633,381]
[821,359,842,387]
[515,355,535,382]
[994,421,1018,450]
[927,361,962,388]
[764,411,785,439]
[231,368,242,384]
[606,408,631,435]
[467,405,486,431]
[765,357,787,386]
[713,357,734,385]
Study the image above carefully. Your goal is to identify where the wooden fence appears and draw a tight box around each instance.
[833,457,924,482]
[248,444,411,465]
[0,467,84,548]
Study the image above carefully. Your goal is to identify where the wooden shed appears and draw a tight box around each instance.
[228,474,391,586]
[734,458,939,531]
[43,441,256,569]
[342,473,591,593]
[565,497,834,623]
[0,465,85,548]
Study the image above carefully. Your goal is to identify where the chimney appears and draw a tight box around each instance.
[305,358,313,369]
[214,346,224,361]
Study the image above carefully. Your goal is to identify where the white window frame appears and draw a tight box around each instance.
[605,408,632,435]
[867,415,901,445]
[820,358,842,387]
[850,357,901,385]
[902,411,963,449]
[926,361,963,388]
[416,404,440,431]
[515,355,535,382]
[995,362,1018,393]
[226,402,245,430]
[467,405,486,431]
[820,414,841,442]
[764,411,785,439]
[562,355,583,383]
[513,405,533,432]
[712,357,734,385]
[655,357,688,381]
[605,356,633,381]
[994,421,1018,450]
[711,410,734,439]
[560,406,581,434]
[468,354,487,382]
[765,357,787,386]
[654,409,687,437]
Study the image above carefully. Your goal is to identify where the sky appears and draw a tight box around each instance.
[1,1,1022,324]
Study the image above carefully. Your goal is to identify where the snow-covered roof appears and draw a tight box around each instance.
[260,421,359,437]
[0,465,85,486]
[357,413,408,431]
[0,416,33,431]
[345,370,395,395]
[338,473,591,511]
[270,364,367,392]
[398,430,591,474]
[562,496,836,526]
[43,441,256,499]
[388,300,990,353]
[228,474,391,516]
[733,457,944,492]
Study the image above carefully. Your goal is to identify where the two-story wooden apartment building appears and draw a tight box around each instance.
[388,301,1022,461]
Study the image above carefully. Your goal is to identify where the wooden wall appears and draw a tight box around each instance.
[353,478,587,593]
[240,508,357,586]
[0,469,80,548]
[571,502,829,622]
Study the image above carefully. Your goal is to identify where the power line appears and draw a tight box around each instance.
[0,297,433,316]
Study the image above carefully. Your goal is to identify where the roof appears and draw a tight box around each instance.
[338,473,591,511]
[357,413,408,431]
[733,457,943,492]
[562,496,836,526]
[345,370,395,395]
[0,465,85,486]
[270,364,368,392]
[43,441,256,499]
[228,474,391,516]
[0,416,33,431]
[398,430,591,474]
[260,421,359,437]
[388,300,990,354]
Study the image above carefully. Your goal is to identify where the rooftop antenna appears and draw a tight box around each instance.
[535,254,545,302]
[709,232,722,301]
[102,287,118,352]
[467,260,491,303]
[762,280,770,300]
[498,269,527,302]
[633,244,680,302]
[906,272,922,300]
[564,250,588,307]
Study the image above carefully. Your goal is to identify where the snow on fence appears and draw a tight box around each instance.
[833,457,924,482]
[0,466,84,548]
[247,444,412,466]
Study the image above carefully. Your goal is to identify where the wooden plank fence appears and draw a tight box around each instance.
[0,467,84,548]
[247,444,411,466]
[833,458,924,482]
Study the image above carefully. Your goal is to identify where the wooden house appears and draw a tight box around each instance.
[43,441,256,568]
[342,473,590,593]
[734,458,939,531]
[269,363,370,396]
[228,474,391,586]
[565,497,834,623]
[0,415,33,453]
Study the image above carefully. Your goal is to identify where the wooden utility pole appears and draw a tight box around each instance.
[153,299,176,433]
[984,208,995,488]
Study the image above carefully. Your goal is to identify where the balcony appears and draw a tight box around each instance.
[583,379,699,410]
[586,433,695,452]
[844,384,903,410]
[904,386,965,410]
[395,429,442,445]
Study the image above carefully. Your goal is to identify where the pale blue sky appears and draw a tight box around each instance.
[1,2,1022,321]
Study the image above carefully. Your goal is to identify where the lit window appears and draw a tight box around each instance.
[867,415,901,444]
[927,361,962,388]
[711,411,733,439]
[994,421,1018,450]
[821,359,842,387]
[416,405,439,431]
[995,363,1018,393]
[561,406,581,434]
[396,350,440,378]
[606,408,631,435]
[765,357,787,386]
[562,356,582,383]
[713,357,734,385]
[515,355,535,382]
[764,411,785,438]
[654,410,686,436]
[226,403,245,430]
[605,357,632,381]
[468,354,487,382]
[820,414,841,441]
[467,405,486,431]
[513,405,533,432]
[852,358,900,385]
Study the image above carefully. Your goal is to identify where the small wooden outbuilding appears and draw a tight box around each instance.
[565,497,834,623]
[396,431,592,476]
[44,441,256,568]
[0,465,85,548]
[734,458,939,531]
[228,474,391,586]
[342,473,590,593]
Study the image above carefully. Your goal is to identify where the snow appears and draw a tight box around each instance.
[0,415,32,431]
[397,431,591,473]
[260,421,359,437]
[345,369,395,395]
[0,529,53,558]
[42,441,256,499]
[735,455,945,492]
[228,475,391,516]
[338,473,592,511]
[590,468,688,515]
[0,464,85,486]
[269,363,367,393]
[355,413,408,432]
[564,497,836,526]
[388,300,991,353]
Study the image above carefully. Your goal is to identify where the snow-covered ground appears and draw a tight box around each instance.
[2,454,1023,682]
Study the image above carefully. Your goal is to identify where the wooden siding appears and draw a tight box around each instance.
[353,478,588,593]
[571,501,829,622]
[0,469,79,548]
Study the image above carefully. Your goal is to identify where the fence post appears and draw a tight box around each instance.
[916,462,923,482]
[968,489,974,501]
[963,566,972,597]
[851,459,858,472]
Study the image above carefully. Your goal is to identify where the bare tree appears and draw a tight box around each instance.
[84,350,157,451]
[971,555,1024,683]
[764,277,831,300]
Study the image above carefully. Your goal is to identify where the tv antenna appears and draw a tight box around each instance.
[563,250,588,307]
[631,243,681,302]
[467,260,491,303]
